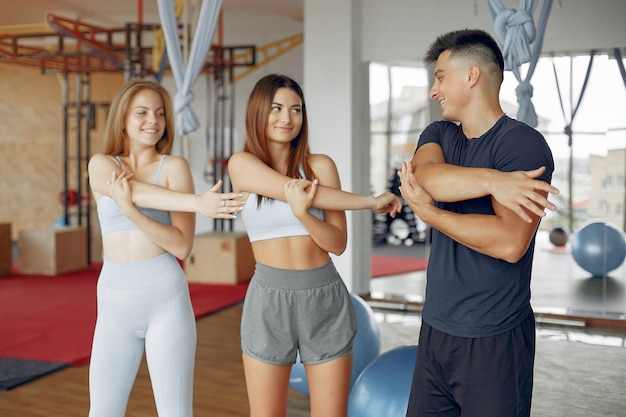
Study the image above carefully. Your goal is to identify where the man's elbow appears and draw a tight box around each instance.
[498,241,531,264]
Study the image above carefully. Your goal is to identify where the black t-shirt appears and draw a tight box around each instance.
[417,116,554,337]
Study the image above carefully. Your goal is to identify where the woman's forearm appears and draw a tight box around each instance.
[130,181,200,212]
[311,186,377,211]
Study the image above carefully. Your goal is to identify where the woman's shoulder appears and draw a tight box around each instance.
[307,153,339,181]
[229,151,255,161]
[159,154,191,179]
[228,151,262,172]
[88,153,118,171]
[89,152,113,163]
[228,151,247,161]
[161,154,189,167]
[308,153,336,167]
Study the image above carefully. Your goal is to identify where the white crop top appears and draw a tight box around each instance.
[239,193,325,242]
[97,155,172,234]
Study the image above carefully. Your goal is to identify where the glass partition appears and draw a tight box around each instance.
[369,53,626,321]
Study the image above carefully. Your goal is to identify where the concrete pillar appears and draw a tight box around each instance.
[303,0,371,294]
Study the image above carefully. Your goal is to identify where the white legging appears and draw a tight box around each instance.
[88,253,197,417]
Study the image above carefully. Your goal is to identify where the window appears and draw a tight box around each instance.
[501,53,626,231]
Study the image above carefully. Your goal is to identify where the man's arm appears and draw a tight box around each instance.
[399,161,542,263]
[412,143,558,223]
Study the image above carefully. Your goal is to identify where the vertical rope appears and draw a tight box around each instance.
[551,51,596,231]
[612,48,626,231]
[614,48,626,88]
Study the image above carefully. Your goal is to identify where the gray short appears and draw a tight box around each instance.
[240,260,357,365]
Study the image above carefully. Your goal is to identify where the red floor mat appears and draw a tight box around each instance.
[371,255,427,278]
[0,264,247,366]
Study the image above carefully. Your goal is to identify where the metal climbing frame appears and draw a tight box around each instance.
[0,15,166,264]
[60,72,94,261]
[206,46,239,232]
[0,13,257,261]
[0,15,160,76]
[1,14,304,248]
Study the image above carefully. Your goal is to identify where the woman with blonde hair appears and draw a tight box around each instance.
[87,79,242,417]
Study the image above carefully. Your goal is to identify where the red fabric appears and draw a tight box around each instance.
[371,255,427,278]
[0,264,247,366]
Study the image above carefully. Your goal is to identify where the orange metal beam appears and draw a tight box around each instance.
[0,14,256,77]
[231,33,302,83]
[46,13,123,69]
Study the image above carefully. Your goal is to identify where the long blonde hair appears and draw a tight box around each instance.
[102,79,176,155]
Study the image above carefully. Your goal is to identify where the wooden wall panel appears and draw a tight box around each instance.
[0,62,123,259]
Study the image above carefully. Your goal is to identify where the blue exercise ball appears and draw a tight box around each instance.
[571,219,626,277]
[289,293,381,396]
[348,344,418,417]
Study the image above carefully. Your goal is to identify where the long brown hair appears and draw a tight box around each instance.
[243,74,314,182]
[102,79,176,155]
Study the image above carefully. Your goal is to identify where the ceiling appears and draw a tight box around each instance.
[0,0,303,74]
[0,0,303,28]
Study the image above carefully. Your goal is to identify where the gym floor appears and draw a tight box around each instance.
[369,231,626,416]
[371,229,626,322]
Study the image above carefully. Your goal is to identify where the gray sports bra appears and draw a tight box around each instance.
[97,155,172,234]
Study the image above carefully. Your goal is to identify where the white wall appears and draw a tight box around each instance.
[165,0,626,240]
[304,0,372,293]
[361,0,626,63]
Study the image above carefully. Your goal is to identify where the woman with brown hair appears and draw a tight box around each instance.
[228,74,402,417]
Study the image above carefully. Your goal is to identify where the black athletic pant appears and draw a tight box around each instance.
[406,312,535,417]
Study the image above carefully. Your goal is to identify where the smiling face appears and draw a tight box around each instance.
[124,88,166,147]
[429,50,471,122]
[265,87,303,146]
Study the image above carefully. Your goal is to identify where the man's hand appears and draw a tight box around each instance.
[398,161,434,221]
[490,167,559,223]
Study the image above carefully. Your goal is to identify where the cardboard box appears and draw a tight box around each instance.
[0,223,11,276]
[185,232,255,284]
[18,226,88,275]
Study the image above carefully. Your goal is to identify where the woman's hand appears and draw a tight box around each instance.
[372,192,403,217]
[196,179,246,219]
[108,171,136,215]
[284,178,316,217]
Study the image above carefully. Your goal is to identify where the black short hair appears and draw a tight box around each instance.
[424,29,504,75]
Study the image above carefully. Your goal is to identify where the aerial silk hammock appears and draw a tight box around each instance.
[488,0,552,127]
[156,0,223,137]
